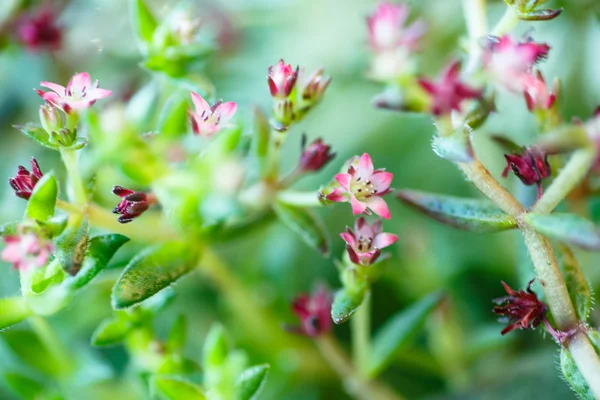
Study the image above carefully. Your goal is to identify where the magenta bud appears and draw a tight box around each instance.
[112,186,156,224]
[493,279,547,335]
[9,158,43,200]
[299,136,335,173]
[502,146,551,197]
[286,285,332,337]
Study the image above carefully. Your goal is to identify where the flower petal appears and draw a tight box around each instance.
[39,81,65,95]
[216,102,237,125]
[373,233,399,249]
[191,92,211,113]
[364,196,391,219]
[357,153,374,178]
[68,72,91,92]
[350,196,368,215]
[335,173,352,191]
[339,231,356,247]
[370,171,393,192]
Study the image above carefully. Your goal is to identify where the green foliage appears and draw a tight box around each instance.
[525,213,600,250]
[235,364,270,400]
[331,287,367,324]
[431,131,472,163]
[112,242,201,309]
[3,372,46,400]
[159,94,190,138]
[397,190,517,232]
[559,246,593,321]
[14,123,58,150]
[152,376,206,400]
[129,0,157,51]
[25,173,58,223]
[273,201,330,255]
[560,348,594,400]
[253,107,270,177]
[0,297,32,331]
[368,292,443,377]
[54,218,89,275]
[91,313,133,347]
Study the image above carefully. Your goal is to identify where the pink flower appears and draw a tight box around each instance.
[188,92,237,137]
[483,36,550,92]
[325,153,393,219]
[112,186,157,224]
[287,286,332,337]
[298,137,335,173]
[267,60,298,99]
[417,60,482,116]
[2,232,53,271]
[340,217,398,266]
[522,70,557,112]
[16,8,62,51]
[9,158,43,200]
[36,72,112,114]
[367,2,426,52]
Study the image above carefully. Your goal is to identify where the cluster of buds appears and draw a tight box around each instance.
[502,146,551,198]
[16,7,62,51]
[287,286,333,337]
[366,2,426,82]
[493,280,547,335]
[9,158,44,200]
[112,186,157,224]
[267,60,330,128]
[320,153,394,219]
[504,0,562,21]
[340,217,398,266]
[188,92,237,137]
[2,230,53,271]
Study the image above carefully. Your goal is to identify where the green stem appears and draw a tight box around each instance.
[491,7,518,36]
[59,148,87,205]
[315,334,405,400]
[276,190,322,207]
[352,291,371,377]
[29,316,73,379]
[266,129,287,182]
[461,0,488,76]
[533,148,597,214]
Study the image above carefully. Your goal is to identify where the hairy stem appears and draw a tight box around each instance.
[491,7,518,36]
[352,291,371,377]
[462,0,488,75]
[59,149,87,205]
[533,148,597,214]
[315,334,405,400]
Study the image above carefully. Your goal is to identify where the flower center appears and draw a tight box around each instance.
[356,235,374,252]
[351,176,377,200]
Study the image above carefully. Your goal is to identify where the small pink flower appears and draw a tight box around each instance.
[340,217,398,266]
[483,36,550,92]
[16,8,62,51]
[188,92,237,137]
[267,60,298,99]
[417,60,482,116]
[9,158,43,200]
[325,153,393,219]
[287,286,332,337]
[299,137,335,173]
[522,70,557,112]
[112,186,157,224]
[36,72,112,114]
[367,2,426,52]
[2,232,53,271]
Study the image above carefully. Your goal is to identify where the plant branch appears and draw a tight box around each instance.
[491,7,518,36]
[462,0,488,75]
[315,334,405,400]
[276,190,322,207]
[59,148,87,205]
[351,291,371,377]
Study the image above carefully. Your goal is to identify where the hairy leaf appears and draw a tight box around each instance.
[560,348,594,400]
[525,213,600,250]
[25,173,58,223]
[331,287,366,325]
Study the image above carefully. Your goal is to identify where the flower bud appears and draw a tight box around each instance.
[112,186,156,223]
[298,136,335,173]
[272,99,295,127]
[286,286,332,337]
[267,60,298,99]
[17,8,62,51]
[297,68,331,109]
[9,158,43,200]
[493,280,547,335]
[502,146,551,198]
[39,104,62,134]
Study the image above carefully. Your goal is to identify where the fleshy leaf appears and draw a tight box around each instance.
[517,8,562,21]
[129,0,157,49]
[65,234,130,290]
[525,213,600,250]
[159,94,189,138]
[273,201,330,256]
[397,190,517,232]
[235,364,270,400]
[3,372,46,400]
[0,297,32,331]
[91,315,132,347]
[1,329,64,377]
[152,376,207,400]
[167,314,187,352]
[331,287,366,324]
[111,242,200,309]
[559,246,592,321]
[367,292,443,377]
[203,324,228,369]
[560,348,594,400]
[14,123,58,150]
[54,219,89,276]
[25,172,58,223]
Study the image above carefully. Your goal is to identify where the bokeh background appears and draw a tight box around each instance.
[0,0,599,399]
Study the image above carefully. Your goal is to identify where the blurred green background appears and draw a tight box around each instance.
[0,0,599,399]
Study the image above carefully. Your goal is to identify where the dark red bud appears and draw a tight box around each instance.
[112,186,155,224]
[299,137,335,172]
[9,158,44,200]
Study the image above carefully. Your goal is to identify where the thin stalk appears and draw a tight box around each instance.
[315,334,405,400]
[59,149,87,205]
[491,7,518,36]
[533,148,597,214]
[352,291,371,377]
[29,316,74,378]
[462,0,488,76]
[276,190,321,207]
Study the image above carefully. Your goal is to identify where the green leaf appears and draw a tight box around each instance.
[331,287,366,325]
[64,234,129,290]
[39,215,68,238]
[111,242,200,309]
[235,364,270,400]
[91,315,132,347]
[560,348,594,400]
[2,329,60,377]
[129,0,157,48]
[54,219,89,276]
[0,297,32,331]
[397,190,517,233]
[25,173,58,223]
[153,376,206,400]
[517,8,562,21]
[4,372,46,400]
[559,246,592,321]
[367,292,443,377]
[253,107,270,176]
[167,314,187,352]
[431,132,472,163]
[159,94,189,138]
[203,324,228,369]
[0,221,19,237]
[273,201,330,255]
[525,213,600,250]
[14,124,58,150]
